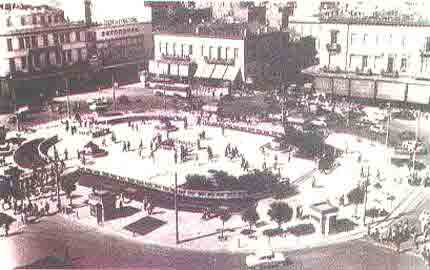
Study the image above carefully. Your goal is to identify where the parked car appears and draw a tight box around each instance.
[245,249,287,269]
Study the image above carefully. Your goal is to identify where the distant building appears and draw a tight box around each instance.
[290,16,430,104]
[148,23,288,97]
[0,3,90,107]
[88,19,153,87]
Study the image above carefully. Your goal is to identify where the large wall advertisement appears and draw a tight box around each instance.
[376,81,406,101]
[333,78,349,96]
[350,79,374,99]
[407,84,430,104]
[314,77,332,94]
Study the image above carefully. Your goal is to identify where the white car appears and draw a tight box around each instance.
[310,119,327,127]
[245,250,287,269]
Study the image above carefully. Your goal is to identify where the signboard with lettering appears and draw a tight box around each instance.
[104,17,138,26]
[350,79,374,99]
[376,81,405,101]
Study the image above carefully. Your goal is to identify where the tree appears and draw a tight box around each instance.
[210,170,238,190]
[347,185,365,218]
[219,210,231,240]
[267,202,293,229]
[241,206,260,232]
[185,174,209,190]
[273,183,297,200]
[61,178,77,206]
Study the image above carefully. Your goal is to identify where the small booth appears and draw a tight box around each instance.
[308,201,339,236]
[88,190,116,223]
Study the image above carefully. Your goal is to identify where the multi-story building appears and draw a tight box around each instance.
[0,3,90,107]
[88,18,153,87]
[147,23,288,97]
[290,16,430,105]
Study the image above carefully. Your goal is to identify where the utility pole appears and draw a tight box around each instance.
[175,172,179,244]
[385,104,391,164]
[412,111,420,180]
[363,166,370,226]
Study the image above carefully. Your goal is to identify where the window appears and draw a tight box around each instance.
[21,16,25,26]
[53,33,59,44]
[55,51,61,65]
[32,15,37,25]
[426,37,430,52]
[7,38,13,51]
[40,16,45,25]
[362,56,368,69]
[363,34,368,46]
[18,38,24,49]
[217,46,222,60]
[77,48,82,62]
[102,31,105,37]
[67,50,72,62]
[21,56,27,70]
[25,37,30,49]
[65,33,70,43]
[159,42,162,53]
[34,53,40,68]
[189,45,193,55]
[43,35,48,46]
[330,30,338,44]
[350,33,357,46]
[387,57,394,73]
[234,48,239,59]
[54,16,58,23]
[46,52,50,65]
[6,17,12,27]
[48,16,52,24]
[225,47,229,60]
[31,36,37,48]
[173,43,176,56]
[180,44,184,56]
[75,31,81,41]
[9,58,16,73]
[401,57,407,70]
[59,34,65,44]
[401,36,406,49]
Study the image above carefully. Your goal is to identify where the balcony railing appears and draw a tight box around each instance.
[161,54,191,63]
[204,56,235,65]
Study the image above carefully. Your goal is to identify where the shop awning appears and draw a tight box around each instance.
[194,64,215,79]
[211,65,228,79]
[148,60,158,74]
[178,64,189,77]
[223,65,240,81]
[159,62,169,75]
[169,63,179,76]
[407,84,430,104]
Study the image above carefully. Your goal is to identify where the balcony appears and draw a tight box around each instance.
[326,43,341,55]
[161,54,191,63]
[204,56,235,65]
[381,70,399,78]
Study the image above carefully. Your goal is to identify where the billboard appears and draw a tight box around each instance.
[407,84,430,104]
[314,77,332,94]
[333,78,349,96]
[376,82,406,101]
[350,79,374,99]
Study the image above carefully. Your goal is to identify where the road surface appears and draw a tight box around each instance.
[4,215,427,270]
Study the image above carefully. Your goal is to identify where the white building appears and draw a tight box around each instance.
[290,17,430,104]
[148,23,289,97]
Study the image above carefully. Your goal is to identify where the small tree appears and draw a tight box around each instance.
[347,185,365,217]
[267,201,293,229]
[241,206,260,232]
[219,211,231,240]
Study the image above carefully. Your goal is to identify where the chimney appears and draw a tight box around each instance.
[84,0,92,25]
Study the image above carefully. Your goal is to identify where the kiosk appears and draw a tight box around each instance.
[309,201,339,236]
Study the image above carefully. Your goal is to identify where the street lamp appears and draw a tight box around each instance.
[385,103,391,164]
[362,166,370,226]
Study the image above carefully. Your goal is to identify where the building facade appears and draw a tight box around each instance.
[88,18,153,87]
[0,3,90,106]
[148,23,288,97]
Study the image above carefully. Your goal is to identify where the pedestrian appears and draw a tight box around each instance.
[64,149,68,160]
[77,150,80,160]
[288,152,291,162]
[127,141,131,151]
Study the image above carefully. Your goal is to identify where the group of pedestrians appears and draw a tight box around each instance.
[370,218,415,253]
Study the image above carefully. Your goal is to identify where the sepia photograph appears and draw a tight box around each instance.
[1,0,430,269]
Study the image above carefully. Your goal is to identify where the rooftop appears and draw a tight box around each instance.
[154,22,281,39]
[0,3,61,14]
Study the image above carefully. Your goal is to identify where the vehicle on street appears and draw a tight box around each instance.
[245,249,287,269]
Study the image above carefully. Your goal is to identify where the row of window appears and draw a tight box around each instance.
[350,55,408,72]
[158,42,239,60]
[6,31,82,51]
[101,27,140,37]
[7,13,63,27]
[8,48,84,72]
[329,30,430,52]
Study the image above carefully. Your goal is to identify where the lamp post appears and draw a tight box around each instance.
[112,74,117,111]
[64,77,71,119]
[385,103,391,164]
